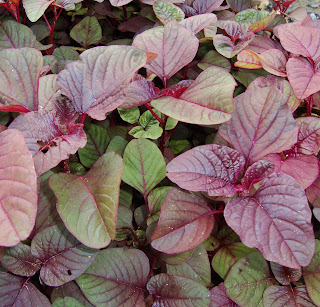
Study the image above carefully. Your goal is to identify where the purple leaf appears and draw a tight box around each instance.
[118,16,154,33]
[0,129,37,246]
[247,35,276,54]
[241,160,275,191]
[226,0,251,12]
[166,145,245,197]
[225,173,315,269]
[277,24,320,62]
[110,0,132,5]
[31,225,98,287]
[209,283,239,307]
[217,20,242,38]
[263,285,316,306]
[57,46,151,120]
[1,243,41,277]
[259,49,287,77]
[151,188,214,254]
[147,273,210,305]
[0,272,50,306]
[133,21,198,82]
[193,0,224,14]
[151,66,236,125]
[179,13,217,34]
[76,248,149,306]
[306,175,320,207]
[286,57,320,100]
[270,262,301,286]
[219,87,298,164]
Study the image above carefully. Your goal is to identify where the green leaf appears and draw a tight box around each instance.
[198,50,231,71]
[119,185,133,208]
[153,0,185,24]
[236,9,269,31]
[225,251,274,307]
[122,139,166,196]
[78,124,110,168]
[76,248,149,306]
[106,126,127,139]
[166,244,211,287]
[303,239,320,305]
[165,116,178,130]
[159,249,193,265]
[211,242,255,278]
[129,125,163,139]
[118,107,140,124]
[169,139,189,154]
[70,16,102,48]
[52,297,84,307]
[49,153,124,249]
[52,46,79,74]
[106,136,128,156]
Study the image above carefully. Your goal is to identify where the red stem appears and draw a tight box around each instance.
[164,121,181,142]
[79,113,87,124]
[144,103,162,123]
[147,255,159,280]
[47,6,61,55]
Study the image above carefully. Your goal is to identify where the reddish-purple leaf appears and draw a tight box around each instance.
[147,273,210,305]
[225,173,315,269]
[0,129,37,246]
[241,160,275,191]
[57,46,150,120]
[166,145,245,197]
[270,262,301,286]
[226,0,251,12]
[210,283,239,307]
[151,188,214,254]
[247,35,276,54]
[306,175,320,207]
[277,24,320,62]
[133,21,198,82]
[263,285,316,306]
[234,49,262,69]
[264,154,320,189]
[109,0,132,6]
[219,87,298,164]
[259,49,287,77]
[286,57,320,100]
[31,225,98,287]
[179,13,217,34]
[118,16,154,33]
[193,0,224,14]
[0,272,50,306]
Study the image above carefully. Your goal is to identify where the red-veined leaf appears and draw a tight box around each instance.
[249,11,276,33]
[235,49,262,69]
[179,13,217,34]
[210,283,239,307]
[259,49,287,77]
[270,262,301,286]
[193,0,224,14]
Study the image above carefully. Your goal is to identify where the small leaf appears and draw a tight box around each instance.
[151,188,214,254]
[225,173,315,269]
[0,129,37,246]
[118,107,140,124]
[31,225,97,286]
[193,0,224,14]
[225,251,273,307]
[179,13,217,34]
[259,49,287,77]
[147,273,210,305]
[70,17,102,48]
[270,262,301,286]
[166,144,245,197]
[209,283,239,307]
[106,136,128,156]
[235,49,262,69]
[153,0,185,24]
[76,248,149,306]
[52,46,79,74]
[169,139,189,154]
[197,50,231,71]
[122,138,166,196]
[49,153,124,249]
[52,297,84,307]
[78,123,110,168]
[249,11,276,33]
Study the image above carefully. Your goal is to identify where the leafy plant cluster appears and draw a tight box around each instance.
[0,0,320,305]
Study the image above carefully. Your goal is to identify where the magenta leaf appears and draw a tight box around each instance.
[259,49,287,77]
[0,129,37,246]
[166,145,245,197]
[193,0,224,14]
[219,87,298,164]
[241,160,274,191]
[210,283,239,307]
[277,24,320,62]
[133,21,198,82]
[270,262,302,286]
[179,13,217,34]
[151,188,214,254]
[225,173,315,269]
[1,243,41,277]
[263,285,316,306]
[151,66,236,125]
[30,224,98,287]
[57,46,151,120]
[286,57,320,100]
[76,248,149,306]
[147,273,210,305]
[0,272,51,306]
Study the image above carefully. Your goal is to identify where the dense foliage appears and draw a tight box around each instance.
[0,0,320,305]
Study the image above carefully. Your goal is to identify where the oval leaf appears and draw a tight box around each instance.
[270,262,301,286]
[259,49,287,77]
[153,0,185,24]
[235,49,262,69]
[210,283,239,307]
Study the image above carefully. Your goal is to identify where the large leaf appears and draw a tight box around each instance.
[151,188,214,254]
[166,144,245,197]
[225,251,273,307]
[0,20,50,51]
[31,225,97,286]
[57,46,151,120]
[0,129,37,246]
[76,248,149,306]
[122,138,166,196]
[225,173,315,269]
[259,49,287,77]
[0,48,42,112]
[49,153,124,249]
[151,66,236,125]
[193,0,224,13]
[0,272,50,306]
[133,21,198,82]
[219,87,298,164]
[286,57,320,100]
[147,273,210,306]
[179,13,217,34]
